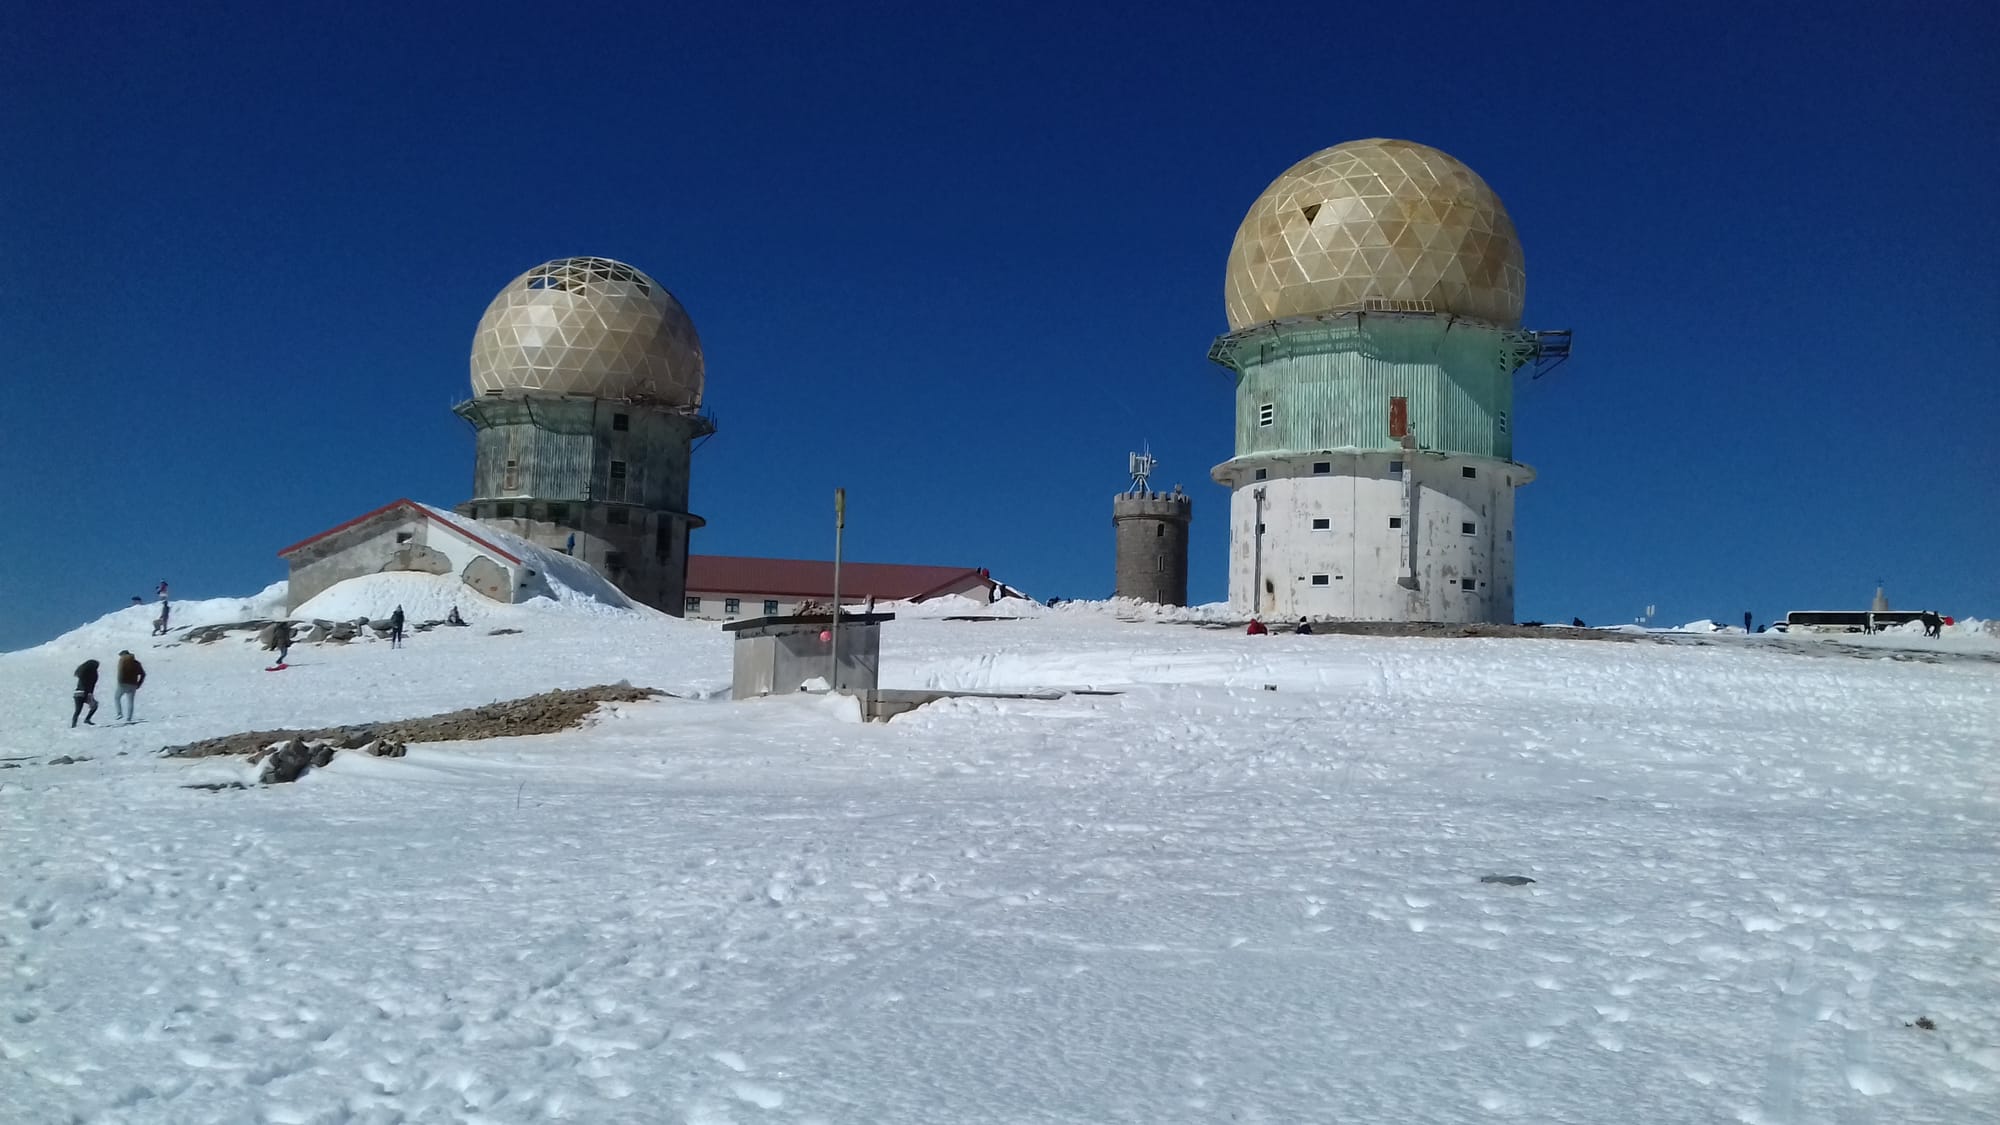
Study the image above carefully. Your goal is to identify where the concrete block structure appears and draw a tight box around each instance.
[1210,138,1568,623]
[278,499,533,612]
[1112,487,1191,606]
[454,257,712,614]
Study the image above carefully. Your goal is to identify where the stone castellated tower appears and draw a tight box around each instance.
[1112,452,1191,606]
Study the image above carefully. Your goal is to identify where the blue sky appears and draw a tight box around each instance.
[4,1,1995,649]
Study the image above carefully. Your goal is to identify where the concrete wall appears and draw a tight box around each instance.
[1215,451,1525,624]
[455,395,707,615]
[1112,492,1192,605]
[285,509,518,612]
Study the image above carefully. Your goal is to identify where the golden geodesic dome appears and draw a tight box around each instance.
[470,257,703,406]
[1223,139,1525,331]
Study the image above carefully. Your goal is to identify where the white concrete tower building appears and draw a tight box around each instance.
[1210,139,1567,623]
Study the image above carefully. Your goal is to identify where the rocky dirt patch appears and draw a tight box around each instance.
[160,683,663,760]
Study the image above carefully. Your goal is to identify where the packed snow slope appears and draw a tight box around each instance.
[3,586,1997,1124]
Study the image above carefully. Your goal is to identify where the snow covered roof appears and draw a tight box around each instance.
[276,498,521,564]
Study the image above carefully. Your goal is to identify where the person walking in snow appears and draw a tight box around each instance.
[388,605,405,649]
[153,600,171,636]
[71,659,100,727]
[272,620,293,666]
[1294,617,1313,635]
[114,650,145,722]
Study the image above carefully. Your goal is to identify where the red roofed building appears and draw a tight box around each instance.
[684,556,1014,620]
[276,499,529,611]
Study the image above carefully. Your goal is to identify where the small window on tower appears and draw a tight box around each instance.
[1313,461,1330,475]
[1254,468,1267,481]
[1155,524,1165,538]
[1461,578,1477,592]
[1498,411,1509,434]
[548,503,569,523]
[612,413,630,432]
[503,458,519,491]
[495,502,515,519]
[608,507,629,526]
[1389,460,1404,477]
[1258,402,1275,427]
[608,460,628,502]
[655,523,671,561]
[1462,521,1477,535]
[605,551,625,571]
[1462,466,1478,479]
[1388,516,1402,529]
[1312,518,1330,531]
[1311,574,1330,587]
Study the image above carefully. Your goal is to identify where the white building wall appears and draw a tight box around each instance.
[1219,452,1527,624]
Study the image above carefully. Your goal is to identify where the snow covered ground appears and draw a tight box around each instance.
[3,580,1997,1124]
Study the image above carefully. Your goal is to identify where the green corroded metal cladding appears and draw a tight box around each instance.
[1214,314,1529,459]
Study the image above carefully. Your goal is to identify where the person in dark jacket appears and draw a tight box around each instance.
[71,660,100,727]
[389,606,406,649]
[1295,617,1313,635]
[114,650,145,722]
[272,620,293,666]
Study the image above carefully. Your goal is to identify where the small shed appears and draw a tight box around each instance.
[722,613,894,698]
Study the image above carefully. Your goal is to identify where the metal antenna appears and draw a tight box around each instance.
[1126,444,1156,494]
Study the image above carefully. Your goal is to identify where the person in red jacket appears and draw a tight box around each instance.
[1246,618,1268,635]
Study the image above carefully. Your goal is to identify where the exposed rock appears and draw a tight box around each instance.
[47,755,89,766]
[183,781,249,792]
[1907,1016,1936,1031]
[489,627,522,636]
[363,740,407,758]
[258,739,317,784]
[1479,874,1536,886]
[162,683,663,760]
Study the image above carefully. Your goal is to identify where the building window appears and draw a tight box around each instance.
[1389,460,1404,477]
[684,596,701,613]
[612,412,630,432]
[495,502,515,519]
[724,597,741,616]
[1498,411,1509,434]
[763,599,779,615]
[1388,517,1402,529]
[1462,521,1477,535]
[1462,466,1477,479]
[1461,578,1477,591]
[1312,461,1331,475]
[655,523,672,561]
[1255,522,1265,534]
[1311,574,1330,586]
[608,460,628,501]
[608,507,629,526]
[605,551,625,571]
[503,458,519,491]
[395,531,413,544]
[1155,524,1165,538]
[1254,468,1267,481]
[1312,518,1330,530]
[1258,402,1275,427]
[548,503,568,523]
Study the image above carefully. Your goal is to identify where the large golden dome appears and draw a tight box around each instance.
[1224,139,1525,331]
[470,256,703,406]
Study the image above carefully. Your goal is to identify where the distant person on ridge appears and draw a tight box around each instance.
[153,600,171,636]
[389,606,406,649]
[1246,618,1268,635]
[71,659,100,727]
[272,620,293,666]
[114,650,145,722]
[156,580,169,602]
[447,606,465,627]
[1295,617,1313,635]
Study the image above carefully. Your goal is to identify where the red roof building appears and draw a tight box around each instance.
[683,556,1010,620]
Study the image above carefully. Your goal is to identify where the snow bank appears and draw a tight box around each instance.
[22,581,289,655]
[413,503,644,615]
[293,572,492,624]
